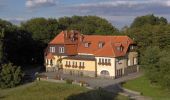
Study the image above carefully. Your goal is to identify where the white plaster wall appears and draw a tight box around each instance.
[95,57,115,77]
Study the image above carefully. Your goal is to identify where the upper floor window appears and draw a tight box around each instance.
[98,42,104,48]
[128,58,131,66]
[59,47,64,53]
[99,58,101,63]
[130,45,134,50]
[50,47,55,53]
[116,46,123,51]
[84,43,90,47]
[133,57,137,65]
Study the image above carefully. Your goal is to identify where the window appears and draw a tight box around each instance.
[116,46,120,51]
[79,62,81,66]
[120,46,123,51]
[99,42,104,48]
[50,59,53,65]
[108,59,111,63]
[75,62,77,66]
[82,62,85,66]
[117,46,123,51]
[99,58,101,63]
[105,59,107,63]
[85,43,89,47]
[128,58,131,66]
[100,70,110,75]
[66,61,68,65]
[102,59,104,63]
[46,59,49,65]
[59,47,64,53]
[72,61,75,66]
[130,45,134,50]
[133,57,137,65]
[50,47,55,53]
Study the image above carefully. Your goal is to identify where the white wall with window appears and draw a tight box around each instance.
[59,47,64,53]
[96,57,115,77]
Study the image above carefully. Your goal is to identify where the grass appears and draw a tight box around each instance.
[122,75,170,100]
[0,81,129,100]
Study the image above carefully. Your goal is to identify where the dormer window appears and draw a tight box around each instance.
[50,47,55,53]
[98,42,104,48]
[84,42,90,47]
[116,46,123,51]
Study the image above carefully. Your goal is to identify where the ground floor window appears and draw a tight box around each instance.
[100,70,110,75]
[116,69,123,77]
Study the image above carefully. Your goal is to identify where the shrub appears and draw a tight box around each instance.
[0,63,24,88]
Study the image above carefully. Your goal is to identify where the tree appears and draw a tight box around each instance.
[21,18,59,43]
[141,46,162,83]
[0,63,24,88]
[0,28,4,64]
[58,16,119,35]
[130,14,167,28]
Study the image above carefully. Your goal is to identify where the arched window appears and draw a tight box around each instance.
[100,70,110,75]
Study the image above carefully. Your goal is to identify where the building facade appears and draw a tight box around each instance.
[44,30,138,78]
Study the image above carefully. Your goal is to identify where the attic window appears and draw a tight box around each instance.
[98,42,104,48]
[84,42,90,47]
[117,46,123,51]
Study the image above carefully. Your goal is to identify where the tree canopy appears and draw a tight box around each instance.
[130,14,168,28]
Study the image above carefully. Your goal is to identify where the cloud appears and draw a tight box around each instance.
[26,0,56,8]
[55,0,170,28]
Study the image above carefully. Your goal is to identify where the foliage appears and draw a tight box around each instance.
[21,18,59,43]
[58,16,119,35]
[122,14,170,90]
[131,14,167,28]
[0,63,24,88]
[122,75,170,100]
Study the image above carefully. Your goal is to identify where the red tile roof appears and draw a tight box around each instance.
[48,30,134,57]
[78,35,134,57]
[50,31,65,44]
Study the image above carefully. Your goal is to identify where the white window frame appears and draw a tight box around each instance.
[99,43,103,48]
[50,47,55,53]
[128,58,131,66]
[85,43,89,47]
[133,57,137,65]
[59,47,64,53]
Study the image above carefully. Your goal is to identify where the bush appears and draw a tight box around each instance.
[0,63,24,88]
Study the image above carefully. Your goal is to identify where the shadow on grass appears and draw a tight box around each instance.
[66,84,125,100]
[0,95,5,99]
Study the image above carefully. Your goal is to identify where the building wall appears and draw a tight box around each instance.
[95,57,116,78]
[62,59,96,77]
[45,55,66,71]
[128,52,138,66]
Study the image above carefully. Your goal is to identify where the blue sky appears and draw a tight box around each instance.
[1,0,170,28]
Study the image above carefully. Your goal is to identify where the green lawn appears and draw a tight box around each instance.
[0,81,129,100]
[122,75,170,100]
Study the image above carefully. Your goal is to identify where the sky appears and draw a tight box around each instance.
[1,0,170,29]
